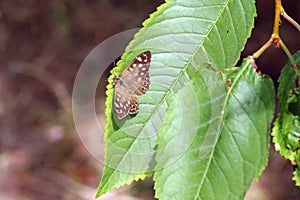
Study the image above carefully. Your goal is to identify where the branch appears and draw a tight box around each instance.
[281,6,300,32]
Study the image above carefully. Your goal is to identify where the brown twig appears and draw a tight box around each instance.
[252,0,298,69]
[280,6,300,32]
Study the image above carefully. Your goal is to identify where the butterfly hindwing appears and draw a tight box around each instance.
[114,89,139,119]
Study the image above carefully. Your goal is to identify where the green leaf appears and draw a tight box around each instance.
[97,0,256,197]
[287,88,300,116]
[277,51,300,110]
[154,64,226,171]
[273,112,300,186]
[273,112,300,159]
[154,57,274,199]
[272,51,300,187]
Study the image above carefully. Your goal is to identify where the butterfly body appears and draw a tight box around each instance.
[113,51,151,119]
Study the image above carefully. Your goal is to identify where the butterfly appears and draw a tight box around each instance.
[113,51,151,119]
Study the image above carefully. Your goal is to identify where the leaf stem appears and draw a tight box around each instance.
[280,6,300,32]
[252,37,273,59]
[279,39,299,78]
[278,39,296,65]
[278,38,300,89]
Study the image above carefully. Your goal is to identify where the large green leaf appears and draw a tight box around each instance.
[97,0,256,197]
[154,57,274,199]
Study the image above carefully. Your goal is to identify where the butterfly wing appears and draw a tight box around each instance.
[119,51,151,95]
[113,51,151,119]
[114,85,138,119]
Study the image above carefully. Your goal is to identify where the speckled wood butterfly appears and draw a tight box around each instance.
[113,51,151,119]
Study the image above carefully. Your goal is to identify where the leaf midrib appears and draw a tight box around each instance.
[194,58,251,199]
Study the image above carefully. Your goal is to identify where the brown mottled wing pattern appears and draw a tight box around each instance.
[113,51,151,119]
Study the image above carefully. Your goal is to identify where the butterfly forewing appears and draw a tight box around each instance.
[113,51,151,119]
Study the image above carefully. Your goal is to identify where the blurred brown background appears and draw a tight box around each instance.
[0,0,299,199]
